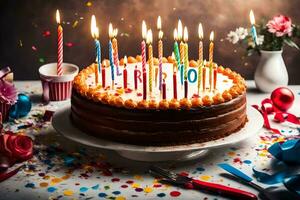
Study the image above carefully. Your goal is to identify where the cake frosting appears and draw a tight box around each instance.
[71,56,247,146]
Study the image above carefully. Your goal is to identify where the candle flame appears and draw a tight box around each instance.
[183,26,188,42]
[142,20,147,40]
[177,19,183,40]
[158,30,163,39]
[113,28,118,37]
[124,55,127,65]
[56,10,61,24]
[146,29,153,44]
[91,15,99,39]
[173,28,178,41]
[108,23,114,38]
[250,10,255,25]
[198,23,203,39]
[209,31,214,41]
[157,16,162,30]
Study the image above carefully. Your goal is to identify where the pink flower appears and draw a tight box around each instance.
[267,15,293,37]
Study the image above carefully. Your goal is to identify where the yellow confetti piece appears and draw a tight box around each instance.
[63,189,74,196]
[39,182,48,187]
[200,175,212,181]
[144,186,153,193]
[115,196,126,200]
[134,175,143,180]
[72,20,79,28]
[227,152,236,156]
[259,153,267,157]
[86,1,92,6]
[61,174,71,180]
[131,183,140,188]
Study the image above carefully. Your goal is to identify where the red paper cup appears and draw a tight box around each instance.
[39,63,79,102]
[0,102,12,121]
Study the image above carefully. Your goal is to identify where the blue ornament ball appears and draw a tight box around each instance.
[9,93,32,119]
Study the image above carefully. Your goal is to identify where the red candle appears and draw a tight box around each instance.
[173,71,177,99]
[202,67,206,91]
[102,67,106,88]
[162,79,166,100]
[143,69,147,100]
[213,68,217,90]
[184,80,188,98]
[56,10,63,76]
[123,56,128,89]
[134,65,138,90]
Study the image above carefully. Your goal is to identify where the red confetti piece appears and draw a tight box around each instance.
[111,178,120,182]
[170,191,181,197]
[126,180,134,184]
[32,46,37,51]
[65,42,74,47]
[121,185,128,188]
[125,88,132,93]
[42,30,51,37]
[137,93,142,97]
[233,157,243,164]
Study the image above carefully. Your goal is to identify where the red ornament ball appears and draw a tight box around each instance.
[271,87,294,111]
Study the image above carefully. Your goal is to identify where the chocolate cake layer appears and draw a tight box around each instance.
[70,90,247,146]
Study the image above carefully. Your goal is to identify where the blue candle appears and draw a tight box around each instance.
[249,10,257,45]
[109,40,115,81]
[95,39,101,73]
[180,64,184,86]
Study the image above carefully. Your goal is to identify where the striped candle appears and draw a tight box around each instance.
[112,28,121,76]
[109,40,115,84]
[173,29,181,70]
[147,29,153,93]
[56,10,63,76]
[209,31,214,91]
[95,39,101,74]
[158,31,163,90]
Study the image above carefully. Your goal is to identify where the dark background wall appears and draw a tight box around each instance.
[0,0,299,83]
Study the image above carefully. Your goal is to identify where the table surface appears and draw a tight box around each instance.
[1,81,299,200]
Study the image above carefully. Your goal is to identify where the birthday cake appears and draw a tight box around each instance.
[71,56,247,146]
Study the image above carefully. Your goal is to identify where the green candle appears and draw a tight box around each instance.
[173,29,181,69]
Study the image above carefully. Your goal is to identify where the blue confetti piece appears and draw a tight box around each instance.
[112,191,121,195]
[63,156,75,166]
[80,187,89,193]
[47,187,57,193]
[243,160,252,164]
[196,167,205,172]
[25,183,35,188]
[91,184,99,190]
[98,193,107,198]
[157,193,166,197]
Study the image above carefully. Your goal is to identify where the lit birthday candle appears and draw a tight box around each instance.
[249,10,257,45]
[123,55,128,89]
[112,28,121,76]
[198,23,204,94]
[91,15,101,85]
[141,21,147,72]
[157,16,163,90]
[183,26,189,80]
[209,31,214,91]
[178,20,184,64]
[173,29,181,69]
[147,29,153,93]
[108,23,115,87]
[183,27,189,98]
[56,10,63,76]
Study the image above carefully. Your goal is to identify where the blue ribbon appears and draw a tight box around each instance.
[268,139,300,164]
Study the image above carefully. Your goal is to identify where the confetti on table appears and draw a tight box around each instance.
[63,189,74,196]
[42,30,51,37]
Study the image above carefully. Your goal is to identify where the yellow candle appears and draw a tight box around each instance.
[177,20,184,64]
[147,29,153,93]
[183,26,188,80]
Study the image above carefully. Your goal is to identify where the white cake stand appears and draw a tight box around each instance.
[52,106,263,162]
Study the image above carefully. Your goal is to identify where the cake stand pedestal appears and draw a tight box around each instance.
[52,106,263,162]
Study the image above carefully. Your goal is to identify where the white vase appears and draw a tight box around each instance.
[254,50,288,93]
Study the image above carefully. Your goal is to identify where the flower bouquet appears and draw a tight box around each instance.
[227,14,300,55]
[227,14,300,92]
